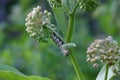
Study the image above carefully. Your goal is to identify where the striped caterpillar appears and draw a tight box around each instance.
[51,32,69,56]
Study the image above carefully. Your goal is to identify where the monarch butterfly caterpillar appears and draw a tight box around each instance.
[51,32,69,56]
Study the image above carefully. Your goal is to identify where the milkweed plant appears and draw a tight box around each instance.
[25,0,120,80]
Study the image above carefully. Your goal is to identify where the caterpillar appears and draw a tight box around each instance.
[51,32,69,56]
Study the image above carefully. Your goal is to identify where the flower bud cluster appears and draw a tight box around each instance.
[79,0,100,11]
[48,0,62,8]
[25,6,53,42]
[86,36,120,67]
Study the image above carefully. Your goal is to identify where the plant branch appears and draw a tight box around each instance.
[71,0,80,15]
[62,4,70,15]
[66,0,80,42]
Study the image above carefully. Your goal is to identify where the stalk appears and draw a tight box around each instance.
[65,7,84,80]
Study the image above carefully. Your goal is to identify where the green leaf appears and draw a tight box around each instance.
[53,7,67,37]
[96,65,115,80]
[110,75,120,80]
[0,64,50,80]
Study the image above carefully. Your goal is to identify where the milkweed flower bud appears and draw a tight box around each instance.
[93,63,99,67]
[47,0,62,8]
[25,6,54,42]
[86,36,120,67]
[79,0,100,11]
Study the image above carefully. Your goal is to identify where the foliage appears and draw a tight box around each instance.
[0,0,120,80]
[0,64,50,80]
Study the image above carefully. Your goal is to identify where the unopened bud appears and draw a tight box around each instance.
[87,58,91,62]
[93,63,99,67]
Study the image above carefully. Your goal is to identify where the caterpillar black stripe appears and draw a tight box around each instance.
[51,32,69,56]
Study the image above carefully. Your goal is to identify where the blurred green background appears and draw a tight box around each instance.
[0,0,120,80]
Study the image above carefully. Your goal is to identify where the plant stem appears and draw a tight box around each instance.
[66,14,74,42]
[65,10,84,80]
[69,50,84,80]
[71,0,81,15]
[104,64,109,80]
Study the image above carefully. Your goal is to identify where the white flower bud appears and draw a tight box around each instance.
[30,33,37,38]
[93,63,99,67]
[112,40,118,46]
[95,56,100,60]
[90,43,96,47]
[99,49,105,54]
[86,58,91,62]
[31,10,37,19]
[86,50,90,54]
[91,54,95,57]
[108,48,114,53]
[103,56,108,60]
[30,22,35,26]
[97,39,104,44]
[27,13,32,18]
[42,21,47,25]
[26,28,33,33]
[86,36,120,67]
[87,54,90,58]
[25,18,29,22]
[96,44,100,48]
[118,50,120,54]
[92,48,97,52]
[91,59,96,62]
[25,22,30,27]
[36,6,41,11]
[107,36,113,41]
[47,12,51,17]
[109,56,113,60]
[25,6,53,43]
[44,10,48,14]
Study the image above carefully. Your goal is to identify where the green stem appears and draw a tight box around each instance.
[65,5,84,80]
[104,64,109,80]
[66,0,80,42]
[69,50,84,80]
[66,14,74,42]
[71,0,81,15]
